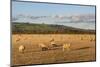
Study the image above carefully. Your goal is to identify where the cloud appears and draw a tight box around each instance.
[12,14,95,23]
[70,14,95,22]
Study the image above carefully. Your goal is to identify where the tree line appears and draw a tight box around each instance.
[12,22,95,34]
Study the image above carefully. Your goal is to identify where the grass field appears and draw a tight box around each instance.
[12,34,96,66]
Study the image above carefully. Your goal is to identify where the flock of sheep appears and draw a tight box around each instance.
[80,36,95,41]
[18,38,71,53]
[17,35,95,54]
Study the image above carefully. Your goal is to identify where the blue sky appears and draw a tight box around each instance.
[12,1,96,30]
[12,1,95,16]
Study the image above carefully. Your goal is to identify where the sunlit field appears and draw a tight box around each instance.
[12,34,96,66]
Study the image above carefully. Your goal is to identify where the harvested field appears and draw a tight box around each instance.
[12,34,96,66]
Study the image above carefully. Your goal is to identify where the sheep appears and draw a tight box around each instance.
[16,34,22,42]
[38,43,48,51]
[62,43,71,51]
[19,45,25,53]
[87,36,95,42]
[86,36,94,42]
[16,38,20,42]
[90,38,95,41]
[50,38,58,47]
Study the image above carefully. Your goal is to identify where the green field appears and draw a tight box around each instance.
[12,22,95,34]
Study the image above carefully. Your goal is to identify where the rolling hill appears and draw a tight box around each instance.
[12,22,95,34]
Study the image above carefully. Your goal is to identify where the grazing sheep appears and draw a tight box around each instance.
[38,43,48,51]
[87,36,93,42]
[16,38,20,42]
[62,43,70,51]
[19,45,25,53]
[50,38,54,42]
[88,36,95,41]
[16,34,22,42]
[50,38,58,47]
[90,38,95,41]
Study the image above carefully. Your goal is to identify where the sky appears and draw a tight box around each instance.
[12,1,96,30]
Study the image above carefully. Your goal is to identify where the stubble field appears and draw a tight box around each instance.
[12,34,96,66]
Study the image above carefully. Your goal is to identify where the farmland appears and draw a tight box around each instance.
[12,34,96,66]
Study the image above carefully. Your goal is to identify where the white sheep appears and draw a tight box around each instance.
[19,45,25,53]
[62,43,71,51]
[50,38,58,47]
[87,36,94,41]
[38,43,48,51]
[90,38,95,41]
[16,38,20,42]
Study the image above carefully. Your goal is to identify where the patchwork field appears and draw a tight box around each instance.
[12,34,96,66]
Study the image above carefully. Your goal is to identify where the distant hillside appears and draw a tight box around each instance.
[12,22,95,34]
